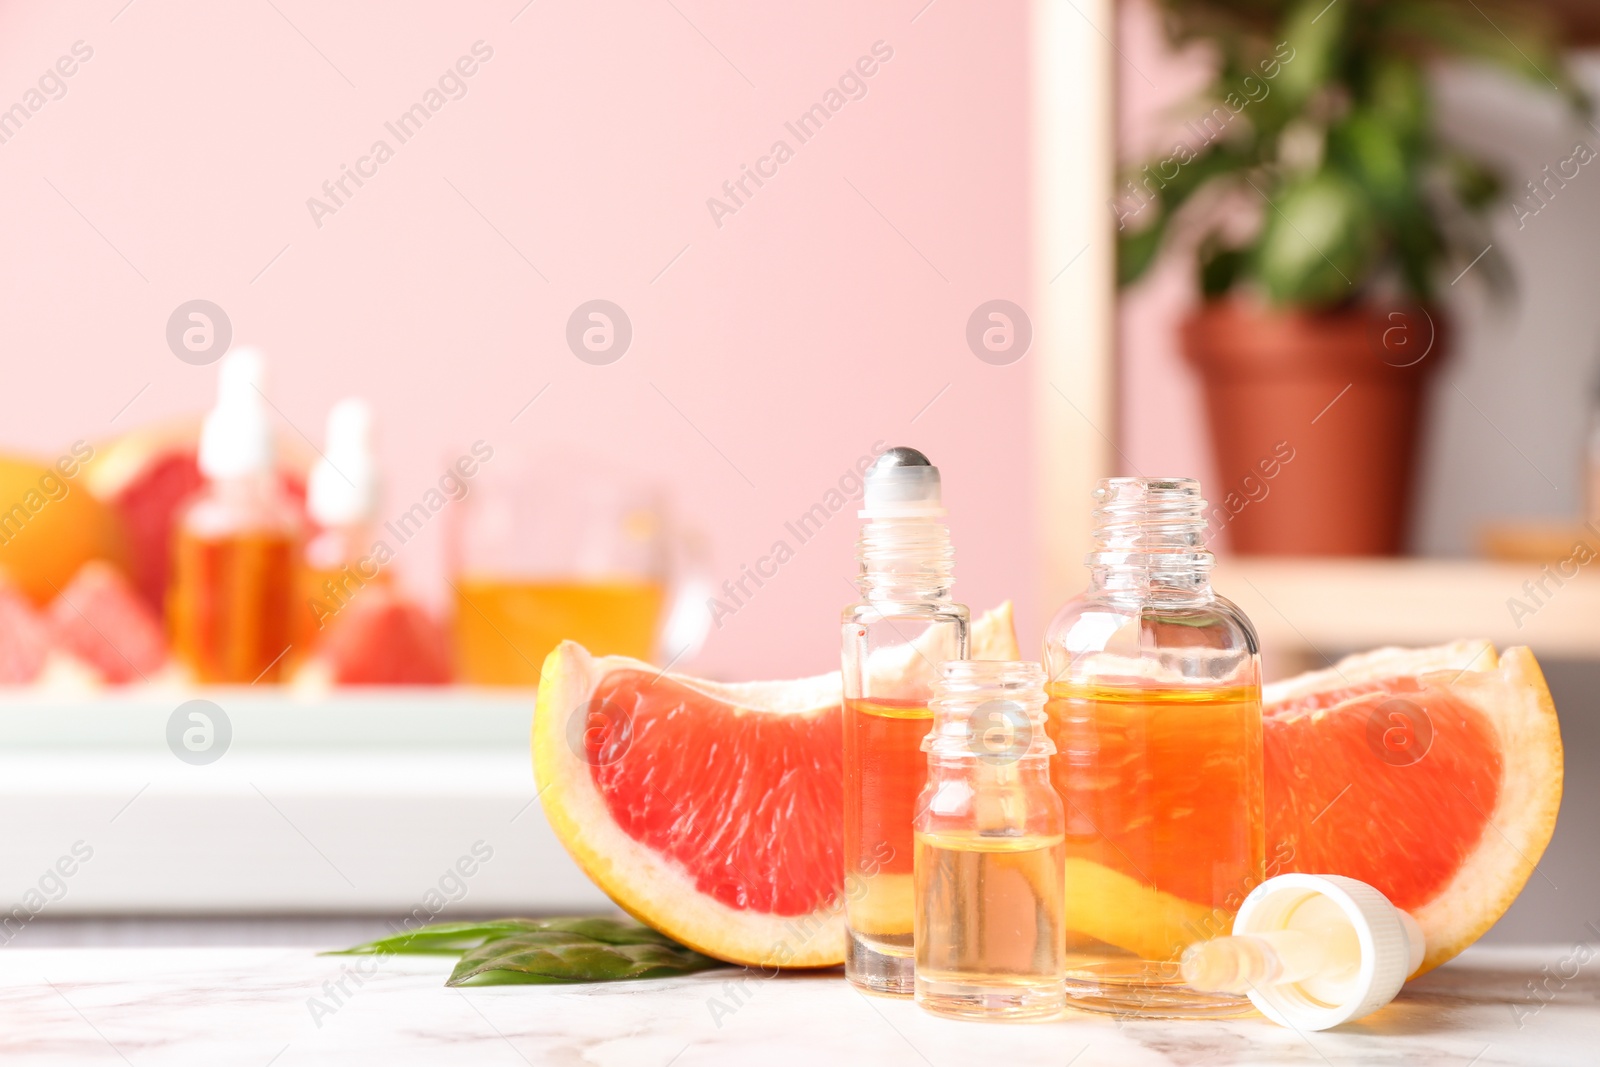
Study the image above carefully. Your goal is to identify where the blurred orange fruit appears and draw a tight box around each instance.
[0,451,130,606]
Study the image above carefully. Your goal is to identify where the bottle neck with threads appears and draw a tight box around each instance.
[856,517,955,603]
[917,660,1061,848]
[924,660,1053,768]
[1086,477,1213,604]
[855,447,955,604]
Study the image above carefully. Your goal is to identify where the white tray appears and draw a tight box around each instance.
[0,689,609,916]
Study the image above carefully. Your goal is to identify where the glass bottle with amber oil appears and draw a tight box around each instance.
[299,398,385,650]
[170,350,301,684]
[842,447,969,995]
[1043,477,1264,1018]
[914,660,1065,1021]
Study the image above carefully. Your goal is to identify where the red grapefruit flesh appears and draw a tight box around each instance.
[45,561,169,684]
[313,588,453,686]
[533,603,1019,967]
[1265,640,1562,973]
[0,580,50,684]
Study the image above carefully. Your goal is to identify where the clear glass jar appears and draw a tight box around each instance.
[1042,477,1264,1017]
[842,448,969,995]
[914,660,1066,1021]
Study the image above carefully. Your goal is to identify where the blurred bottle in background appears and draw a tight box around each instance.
[169,350,301,684]
[447,453,708,685]
[299,398,386,650]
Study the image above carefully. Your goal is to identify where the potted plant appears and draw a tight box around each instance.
[1117,0,1581,554]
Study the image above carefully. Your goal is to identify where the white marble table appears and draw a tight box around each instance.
[0,944,1591,1065]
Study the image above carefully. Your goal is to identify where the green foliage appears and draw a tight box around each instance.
[1116,0,1582,307]
[326,916,730,986]
[446,932,725,986]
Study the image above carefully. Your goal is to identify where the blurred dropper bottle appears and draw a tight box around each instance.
[300,399,383,647]
[169,349,302,683]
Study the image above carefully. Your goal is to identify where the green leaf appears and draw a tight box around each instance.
[1254,169,1376,306]
[1118,218,1169,288]
[1199,240,1249,299]
[1445,153,1503,211]
[1274,0,1347,109]
[1384,1,1584,107]
[1114,143,1252,288]
[324,917,681,957]
[446,932,728,986]
[1364,59,1428,142]
[1329,111,1411,213]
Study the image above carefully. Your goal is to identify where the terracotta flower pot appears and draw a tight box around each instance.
[1180,299,1446,556]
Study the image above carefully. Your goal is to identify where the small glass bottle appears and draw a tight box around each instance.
[170,349,301,684]
[1043,477,1264,1017]
[914,660,1066,1021]
[842,447,970,995]
[300,397,384,648]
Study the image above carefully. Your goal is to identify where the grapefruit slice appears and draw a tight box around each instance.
[1265,640,1562,974]
[46,561,169,684]
[301,587,453,686]
[0,579,51,684]
[533,602,1019,968]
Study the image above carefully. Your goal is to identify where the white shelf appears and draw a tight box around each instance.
[1217,557,1600,659]
[0,690,610,915]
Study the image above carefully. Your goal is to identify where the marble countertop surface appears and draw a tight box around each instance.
[0,943,1592,1066]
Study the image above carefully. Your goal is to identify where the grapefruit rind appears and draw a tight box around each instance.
[970,600,1019,660]
[1267,640,1561,976]
[1263,639,1495,707]
[534,642,844,968]
[1407,645,1561,973]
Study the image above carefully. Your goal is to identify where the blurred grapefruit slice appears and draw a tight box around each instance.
[1266,640,1562,973]
[0,579,51,684]
[533,602,1018,967]
[86,419,309,611]
[46,561,169,684]
[304,587,453,686]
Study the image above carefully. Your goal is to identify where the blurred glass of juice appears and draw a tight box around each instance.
[453,577,665,685]
[447,452,705,686]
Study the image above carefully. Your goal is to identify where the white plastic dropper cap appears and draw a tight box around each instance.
[860,446,945,519]
[308,398,377,527]
[199,348,274,480]
[1231,874,1424,1031]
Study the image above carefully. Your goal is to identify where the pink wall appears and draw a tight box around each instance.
[0,1,1034,679]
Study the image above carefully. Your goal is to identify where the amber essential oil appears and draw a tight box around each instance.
[842,697,932,959]
[1046,680,1264,1014]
